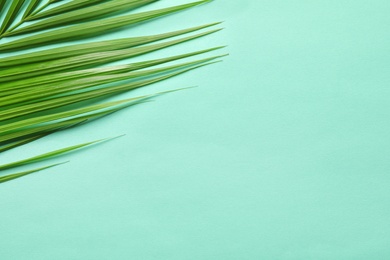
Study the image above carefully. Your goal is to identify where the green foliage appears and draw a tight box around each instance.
[0,0,223,184]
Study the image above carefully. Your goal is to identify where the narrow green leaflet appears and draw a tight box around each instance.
[0,94,155,144]
[28,0,156,23]
[0,138,109,171]
[0,108,122,144]
[1,47,223,96]
[0,56,222,119]
[0,96,149,137]
[0,162,67,184]
[0,113,107,145]
[8,0,158,36]
[0,0,210,51]
[0,29,220,83]
[0,22,219,67]
[0,0,26,35]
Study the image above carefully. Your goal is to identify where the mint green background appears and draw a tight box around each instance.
[1,0,390,259]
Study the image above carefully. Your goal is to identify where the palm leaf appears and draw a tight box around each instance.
[0,0,224,183]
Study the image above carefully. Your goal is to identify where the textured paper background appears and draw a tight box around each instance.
[1,0,390,259]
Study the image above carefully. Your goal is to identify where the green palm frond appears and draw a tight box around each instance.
[0,0,224,184]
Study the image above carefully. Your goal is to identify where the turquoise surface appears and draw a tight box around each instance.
[1,0,390,259]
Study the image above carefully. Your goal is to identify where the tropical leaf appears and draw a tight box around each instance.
[0,0,224,184]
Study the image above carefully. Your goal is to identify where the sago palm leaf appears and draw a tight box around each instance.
[0,0,224,184]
